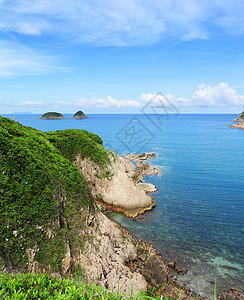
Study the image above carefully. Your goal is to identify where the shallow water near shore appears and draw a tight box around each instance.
[3,113,244,297]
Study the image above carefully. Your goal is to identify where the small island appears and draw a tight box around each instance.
[39,112,65,119]
[72,110,88,119]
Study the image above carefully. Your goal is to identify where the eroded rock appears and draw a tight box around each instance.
[75,154,156,218]
[136,182,158,193]
[229,122,244,129]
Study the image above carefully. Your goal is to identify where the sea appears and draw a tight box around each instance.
[2,113,244,297]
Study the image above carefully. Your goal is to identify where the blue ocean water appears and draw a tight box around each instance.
[3,113,244,296]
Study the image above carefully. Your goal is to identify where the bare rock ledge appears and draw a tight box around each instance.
[75,153,156,218]
[229,122,244,129]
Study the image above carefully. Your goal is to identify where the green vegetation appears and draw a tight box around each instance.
[40,112,65,119]
[95,170,114,180]
[0,116,110,273]
[239,111,244,119]
[0,273,173,300]
[72,111,88,119]
[45,129,110,167]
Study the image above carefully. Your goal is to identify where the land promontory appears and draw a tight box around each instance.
[229,111,244,129]
[39,112,65,119]
[72,110,88,119]
[232,111,244,122]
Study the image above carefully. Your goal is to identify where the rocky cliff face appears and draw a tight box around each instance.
[74,153,156,218]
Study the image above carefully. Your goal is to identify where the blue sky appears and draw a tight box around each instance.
[0,0,244,114]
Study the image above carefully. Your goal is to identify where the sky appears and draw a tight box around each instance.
[0,0,244,114]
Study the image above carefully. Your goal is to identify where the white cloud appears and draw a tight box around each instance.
[0,0,243,46]
[52,96,141,109]
[192,82,244,106]
[19,101,44,106]
[17,22,42,35]
[139,82,244,108]
[0,41,58,78]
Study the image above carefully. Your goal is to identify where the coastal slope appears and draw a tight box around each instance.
[0,116,165,295]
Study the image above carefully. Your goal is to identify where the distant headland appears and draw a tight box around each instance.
[231,111,244,122]
[39,112,65,119]
[229,111,244,129]
[72,110,88,119]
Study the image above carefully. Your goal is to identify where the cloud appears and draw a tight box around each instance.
[0,0,243,46]
[18,101,44,106]
[52,96,141,109]
[17,22,42,35]
[139,82,244,108]
[0,41,59,78]
[192,82,244,106]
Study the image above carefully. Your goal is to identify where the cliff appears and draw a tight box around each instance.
[0,116,166,296]
[39,112,65,119]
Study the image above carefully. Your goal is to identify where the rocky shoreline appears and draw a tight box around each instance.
[229,122,244,129]
[76,151,244,299]
[75,152,159,218]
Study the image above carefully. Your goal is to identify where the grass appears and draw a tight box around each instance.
[0,273,175,300]
[0,116,110,273]
[44,129,110,167]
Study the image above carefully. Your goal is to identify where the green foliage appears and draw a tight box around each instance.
[95,171,113,180]
[239,111,244,119]
[44,129,110,167]
[40,112,64,119]
[0,116,100,272]
[73,111,87,118]
[0,273,174,299]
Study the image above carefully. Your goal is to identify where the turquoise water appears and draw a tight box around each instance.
[3,113,244,296]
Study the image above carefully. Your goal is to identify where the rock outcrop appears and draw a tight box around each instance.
[75,153,156,218]
[229,122,244,129]
[77,211,149,294]
[124,152,157,161]
[136,182,158,193]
